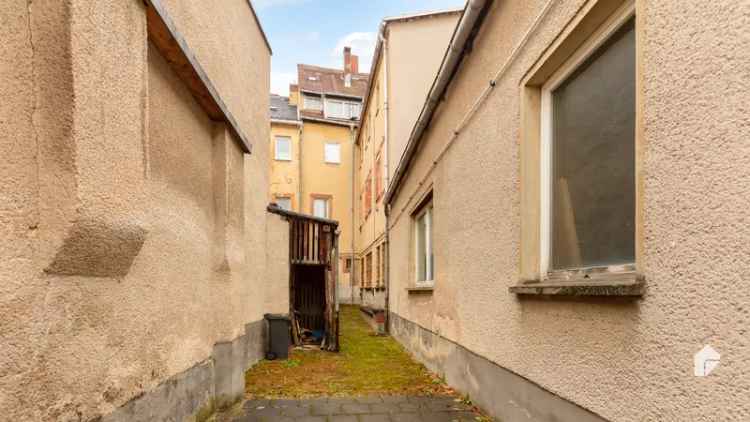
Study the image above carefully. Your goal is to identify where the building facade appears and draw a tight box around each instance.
[1,1,287,421]
[269,49,368,303]
[385,0,750,421]
[355,9,461,309]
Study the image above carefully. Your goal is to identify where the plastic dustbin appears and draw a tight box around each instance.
[264,313,291,360]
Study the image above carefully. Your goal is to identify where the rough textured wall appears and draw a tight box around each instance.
[0,0,277,420]
[389,0,750,421]
[387,13,460,181]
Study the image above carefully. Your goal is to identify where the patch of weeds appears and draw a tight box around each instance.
[283,359,302,368]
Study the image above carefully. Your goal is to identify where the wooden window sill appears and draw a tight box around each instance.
[509,272,644,297]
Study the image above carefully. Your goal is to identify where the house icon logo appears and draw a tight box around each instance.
[694,345,720,376]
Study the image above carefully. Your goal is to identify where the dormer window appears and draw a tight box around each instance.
[303,95,322,111]
[325,98,361,120]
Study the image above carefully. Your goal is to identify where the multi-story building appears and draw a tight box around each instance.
[269,48,368,302]
[354,10,461,308]
[384,0,750,421]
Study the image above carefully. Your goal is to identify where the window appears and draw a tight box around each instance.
[274,136,291,161]
[325,98,361,120]
[375,245,381,287]
[324,142,341,164]
[365,252,373,288]
[540,8,635,273]
[303,95,322,111]
[312,197,330,218]
[363,172,372,216]
[414,200,433,285]
[375,152,383,200]
[343,257,351,274]
[275,196,292,211]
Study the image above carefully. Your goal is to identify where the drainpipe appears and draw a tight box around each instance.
[350,123,356,305]
[379,30,392,331]
[297,123,303,211]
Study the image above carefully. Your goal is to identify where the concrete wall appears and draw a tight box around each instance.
[388,0,750,421]
[0,0,284,421]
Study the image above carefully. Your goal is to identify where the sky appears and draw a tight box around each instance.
[253,0,466,96]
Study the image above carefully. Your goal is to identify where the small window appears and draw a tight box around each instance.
[312,197,330,218]
[541,11,636,273]
[414,200,434,286]
[324,143,341,164]
[275,196,292,211]
[375,245,381,286]
[366,252,373,287]
[375,152,383,200]
[303,95,322,111]
[343,257,352,274]
[274,136,292,161]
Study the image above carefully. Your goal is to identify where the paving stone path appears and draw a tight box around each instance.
[233,395,485,422]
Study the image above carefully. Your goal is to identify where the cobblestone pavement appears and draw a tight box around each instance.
[233,395,486,422]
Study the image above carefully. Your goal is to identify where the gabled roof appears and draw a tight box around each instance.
[270,94,298,122]
[297,64,368,98]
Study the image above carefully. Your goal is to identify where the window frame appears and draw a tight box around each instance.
[273,194,293,211]
[324,142,342,164]
[539,1,636,278]
[310,194,332,219]
[413,200,434,287]
[274,136,292,161]
[303,95,322,111]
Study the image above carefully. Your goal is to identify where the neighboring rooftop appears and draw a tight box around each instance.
[297,64,369,98]
[270,94,298,122]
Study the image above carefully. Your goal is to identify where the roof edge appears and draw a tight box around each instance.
[385,0,493,205]
[246,1,273,54]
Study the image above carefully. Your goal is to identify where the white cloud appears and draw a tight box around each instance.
[271,71,297,96]
[331,32,377,72]
[252,0,310,10]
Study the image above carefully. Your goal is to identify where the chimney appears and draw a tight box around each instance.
[344,46,359,74]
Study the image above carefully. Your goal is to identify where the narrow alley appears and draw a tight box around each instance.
[225,305,490,421]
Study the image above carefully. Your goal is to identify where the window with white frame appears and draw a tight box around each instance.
[312,197,330,218]
[275,196,292,211]
[324,142,341,164]
[303,95,322,111]
[414,200,433,286]
[325,98,361,120]
[274,136,292,161]
[540,4,635,274]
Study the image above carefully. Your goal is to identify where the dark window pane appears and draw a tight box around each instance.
[551,18,635,270]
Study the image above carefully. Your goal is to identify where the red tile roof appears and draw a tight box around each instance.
[297,64,368,98]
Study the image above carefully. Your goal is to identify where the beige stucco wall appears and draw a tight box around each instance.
[386,14,460,183]
[355,13,459,307]
[269,122,301,209]
[388,0,750,420]
[0,0,282,420]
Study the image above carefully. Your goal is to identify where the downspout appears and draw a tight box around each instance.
[350,123,356,305]
[297,123,303,211]
[380,30,392,331]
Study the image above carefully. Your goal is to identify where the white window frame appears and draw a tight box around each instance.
[312,197,330,218]
[539,1,635,277]
[414,203,434,287]
[274,136,292,161]
[275,196,292,211]
[324,142,341,164]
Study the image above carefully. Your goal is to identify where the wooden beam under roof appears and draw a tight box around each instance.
[144,0,253,154]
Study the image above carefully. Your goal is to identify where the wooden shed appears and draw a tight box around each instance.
[267,205,340,351]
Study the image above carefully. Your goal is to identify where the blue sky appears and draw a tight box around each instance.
[253,0,466,96]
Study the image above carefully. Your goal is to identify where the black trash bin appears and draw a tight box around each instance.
[264,313,291,360]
